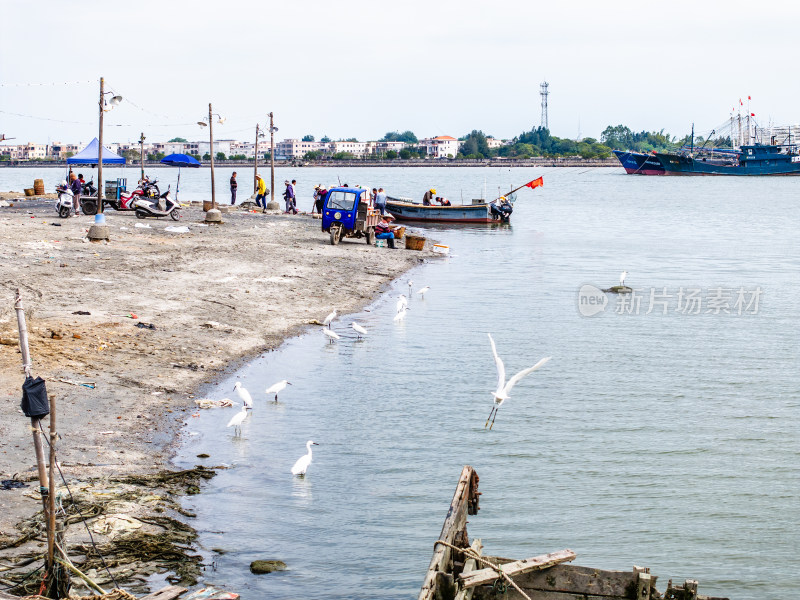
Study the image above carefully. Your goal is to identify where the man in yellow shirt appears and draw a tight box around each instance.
[255,174,267,209]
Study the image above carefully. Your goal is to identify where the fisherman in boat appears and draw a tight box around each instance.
[423,188,436,205]
[436,196,451,206]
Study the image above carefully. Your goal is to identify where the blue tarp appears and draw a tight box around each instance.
[67,138,126,165]
[160,153,201,168]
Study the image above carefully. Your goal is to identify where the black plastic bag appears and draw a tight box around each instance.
[21,376,49,419]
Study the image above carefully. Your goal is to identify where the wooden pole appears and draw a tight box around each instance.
[139,132,145,180]
[254,124,259,194]
[97,77,104,214]
[14,290,53,571]
[47,395,56,570]
[269,112,275,204]
[209,103,216,209]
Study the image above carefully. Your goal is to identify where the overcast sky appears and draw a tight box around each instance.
[2,0,799,146]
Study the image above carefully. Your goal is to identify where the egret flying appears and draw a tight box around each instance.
[233,381,253,409]
[324,328,340,343]
[485,333,551,430]
[393,307,408,322]
[620,271,628,287]
[396,295,408,313]
[265,379,291,402]
[417,286,430,298]
[226,405,249,435]
[352,321,368,338]
[290,440,319,476]
[322,309,337,328]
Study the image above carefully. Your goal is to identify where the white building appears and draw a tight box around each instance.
[420,136,459,159]
[276,139,327,159]
[486,137,503,149]
[369,141,407,155]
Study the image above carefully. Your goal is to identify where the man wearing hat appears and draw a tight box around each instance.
[255,174,267,209]
[283,180,296,214]
[375,213,397,248]
[312,184,326,214]
[423,188,436,206]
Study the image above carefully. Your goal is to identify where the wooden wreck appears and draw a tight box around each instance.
[419,466,729,600]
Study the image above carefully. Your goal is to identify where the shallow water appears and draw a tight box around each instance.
[7,166,796,598]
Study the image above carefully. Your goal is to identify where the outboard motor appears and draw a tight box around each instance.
[490,197,513,222]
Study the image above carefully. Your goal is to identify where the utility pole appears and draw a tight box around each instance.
[139,132,145,180]
[97,77,105,215]
[209,103,216,209]
[254,123,260,194]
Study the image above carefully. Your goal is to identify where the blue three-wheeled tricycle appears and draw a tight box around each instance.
[321,187,380,245]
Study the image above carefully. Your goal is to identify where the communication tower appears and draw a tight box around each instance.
[540,81,549,130]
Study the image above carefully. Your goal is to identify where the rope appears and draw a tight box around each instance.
[433,540,533,600]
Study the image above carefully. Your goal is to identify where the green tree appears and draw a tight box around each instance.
[332,151,355,160]
[203,153,211,160]
[460,130,491,158]
[168,137,188,143]
[382,130,418,143]
[229,154,247,160]
[385,150,398,159]
[216,152,226,161]
[302,134,315,142]
[320,135,331,143]
[343,137,358,142]
[147,152,166,161]
[399,149,412,160]
[189,153,201,160]
[303,151,323,160]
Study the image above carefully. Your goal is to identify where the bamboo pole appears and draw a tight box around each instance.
[47,395,57,570]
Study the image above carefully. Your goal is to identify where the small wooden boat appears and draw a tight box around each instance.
[385,197,505,224]
[419,466,729,600]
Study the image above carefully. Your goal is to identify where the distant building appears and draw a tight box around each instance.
[486,137,503,149]
[420,136,459,159]
[370,141,407,155]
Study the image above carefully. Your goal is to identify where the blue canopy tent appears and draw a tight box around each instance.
[67,138,126,165]
[160,153,200,201]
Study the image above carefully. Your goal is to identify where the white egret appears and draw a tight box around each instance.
[485,333,551,430]
[407,280,413,296]
[291,440,319,476]
[396,294,408,313]
[233,382,253,409]
[226,405,249,435]
[323,328,340,343]
[620,271,628,287]
[393,307,408,322]
[265,379,291,402]
[351,321,368,338]
[322,309,337,328]
[417,286,430,298]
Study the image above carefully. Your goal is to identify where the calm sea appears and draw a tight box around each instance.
[4,166,797,599]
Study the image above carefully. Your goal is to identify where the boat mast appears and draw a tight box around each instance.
[690,123,694,153]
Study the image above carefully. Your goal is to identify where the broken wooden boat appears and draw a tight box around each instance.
[419,466,729,600]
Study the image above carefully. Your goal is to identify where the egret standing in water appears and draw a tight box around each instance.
[407,280,413,297]
[393,307,408,322]
[351,321,368,338]
[485,333,551,430]
[417,286,430,298]
[233,381,253,409]
[620,271,628,287]
[265,380,291,402]
[291,440,319,476]
[396,295,408,313]
[323,309,337,329]
[324,328,340,343]
[226,405,249,436]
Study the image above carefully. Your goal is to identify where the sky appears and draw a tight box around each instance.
[2,0,800,146]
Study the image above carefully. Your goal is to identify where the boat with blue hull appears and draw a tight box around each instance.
[612,150,665,175]
[656,144,800,175]
[385,197,502,223]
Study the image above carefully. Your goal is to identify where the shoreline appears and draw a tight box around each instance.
[0,200,434,594]
[0,159,620,168]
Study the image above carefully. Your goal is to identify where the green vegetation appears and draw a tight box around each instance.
[385,150,398,159]
[303,151,323,160]
[216,152,226,161]
[202,153,211,160]
[382,130,418,144]
[331,151,355,160]
[168,137,188,143]
[320,135,331,143]
[147,152,166,161]
[229,154,247,160]
[302,134,315,142]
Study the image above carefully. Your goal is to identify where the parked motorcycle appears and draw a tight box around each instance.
[139,177,160,200]
[105,186,146,212]
[133,187,180,220]
[55,182,76,218]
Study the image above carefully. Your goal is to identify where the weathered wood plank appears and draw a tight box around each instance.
[473,587,622,600]
[0,591,19,600]
[503,563,638,597]
[418,466,479,600]
[140,585,189,600]
[454,538,483,600]
[459,550,576,589]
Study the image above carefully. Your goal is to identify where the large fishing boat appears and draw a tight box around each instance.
[655,143,800,175]
[611,150,665,175]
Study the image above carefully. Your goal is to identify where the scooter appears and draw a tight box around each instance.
[107,186,147,211]
[133,186,181,220]
[55,182,77,218]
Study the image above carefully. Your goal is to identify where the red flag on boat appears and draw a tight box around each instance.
[525,177,544,189]
[748,95,751,100]
[739,99,743,105]
[751,113,755,116]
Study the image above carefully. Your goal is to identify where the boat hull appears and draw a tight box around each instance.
[385,200,495,223]
[656,151,800,175]
[612,150,665,175]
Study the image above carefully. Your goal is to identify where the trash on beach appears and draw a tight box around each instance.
[134,223,151,229]
[165,225,190,233]
[201,321,222,329]
[90,514,143,538]
[432,244,450,255]
[83,277,113,284]
[120,226,129,230]
[135,322,156,330]
[57,378,96,389]
[1,479,28,490]
[73,310,91,315]
[184,586,240,600]
[194,398,236,409]
[0,200,9,208]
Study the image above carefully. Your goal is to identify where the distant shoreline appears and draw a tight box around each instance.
[0,158,619,168]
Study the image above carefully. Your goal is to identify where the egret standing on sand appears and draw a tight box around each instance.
[417,286,430,298]
[265,380,291,402]
[291,440,319,476]
[485,333,551,430]
[324,328,340,343]
[352,321,368,338]
[323,309,337,329]
[620,271,628,287]
[226,405,249,436]
[233,382,253,409]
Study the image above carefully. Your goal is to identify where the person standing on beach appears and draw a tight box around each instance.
[69,172,81,214]
[255,174,267,209]
[230,172,238,205]
[291,179,299,214]
[283,180,297,214]
[375,187,387,215]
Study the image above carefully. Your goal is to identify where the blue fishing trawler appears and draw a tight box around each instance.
[612,150,665,175]
[655,144,800,175]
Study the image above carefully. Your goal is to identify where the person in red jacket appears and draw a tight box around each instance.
[375,214,397,248]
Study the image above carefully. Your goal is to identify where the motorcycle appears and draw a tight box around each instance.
[55,182,77,218]
[139,177,160,200]
[133,186,181,221]
[106,185,147,212]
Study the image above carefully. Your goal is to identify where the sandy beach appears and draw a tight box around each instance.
[0,198,431,593]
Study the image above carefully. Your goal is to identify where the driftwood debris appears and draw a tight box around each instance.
[459,549,576,589]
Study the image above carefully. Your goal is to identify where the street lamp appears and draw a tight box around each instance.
[197,103,225,219]
[266,112,279,210]
[88,76,122,241]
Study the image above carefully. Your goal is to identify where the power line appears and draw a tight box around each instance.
[0,80,94,88]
